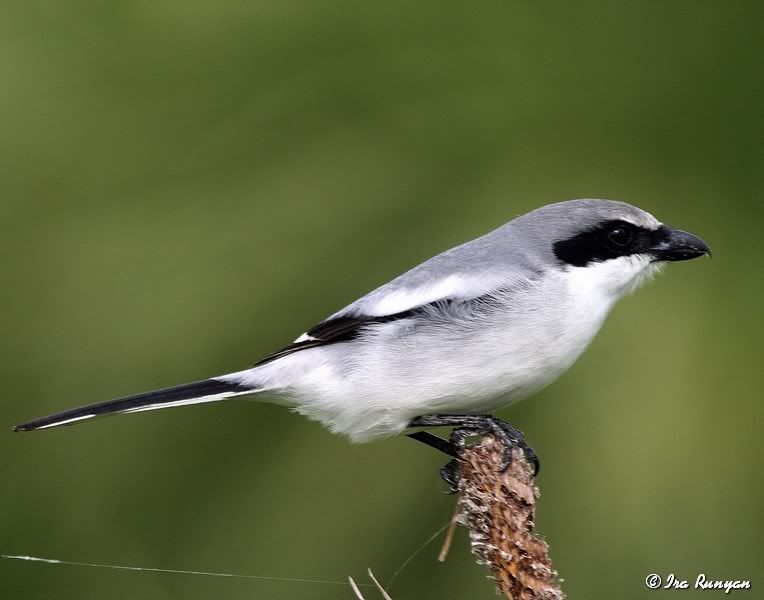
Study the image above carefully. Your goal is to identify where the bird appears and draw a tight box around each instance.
[14,199,710,475]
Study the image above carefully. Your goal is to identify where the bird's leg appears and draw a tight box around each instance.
[408,414,540,484]
[405,430,457,457]
[406,430,461,493]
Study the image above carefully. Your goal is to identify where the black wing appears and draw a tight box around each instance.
[252,288,511,367]
[254,301,456,366]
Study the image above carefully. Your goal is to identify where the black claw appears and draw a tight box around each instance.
[494,419,540,475]
[526,447,540,476]
[439,460,460,494]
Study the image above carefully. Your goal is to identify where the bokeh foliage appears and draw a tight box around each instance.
[1,2,762,599]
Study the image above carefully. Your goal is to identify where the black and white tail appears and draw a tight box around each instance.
[13,378,256,432]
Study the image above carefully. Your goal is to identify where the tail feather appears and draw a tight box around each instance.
[13,378,255,432]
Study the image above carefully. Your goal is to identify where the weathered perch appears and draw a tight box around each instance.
[455,437,564,600]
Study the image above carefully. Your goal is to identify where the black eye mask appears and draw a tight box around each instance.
[553,220,667,267]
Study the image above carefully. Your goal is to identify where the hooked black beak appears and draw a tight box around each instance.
[651,226,711,262]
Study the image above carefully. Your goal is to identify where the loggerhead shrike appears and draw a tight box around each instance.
[14,199,710,475]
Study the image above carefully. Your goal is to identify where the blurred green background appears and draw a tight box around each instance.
[1,2,762,599]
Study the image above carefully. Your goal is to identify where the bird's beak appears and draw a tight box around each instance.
[651,226,712,262]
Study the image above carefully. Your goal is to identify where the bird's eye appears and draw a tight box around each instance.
[607,226,633,247]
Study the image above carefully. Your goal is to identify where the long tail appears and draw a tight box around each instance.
[13,377,257,432]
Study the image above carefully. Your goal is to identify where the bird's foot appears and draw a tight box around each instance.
[449,417,539,475]
[408,414,539,493]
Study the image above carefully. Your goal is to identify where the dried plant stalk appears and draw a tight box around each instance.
[456,437,564,600]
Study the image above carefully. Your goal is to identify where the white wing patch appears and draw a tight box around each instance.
[364,274,493,317]
[293,332,317,343]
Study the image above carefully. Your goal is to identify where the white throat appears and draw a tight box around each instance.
[565,254,661,306]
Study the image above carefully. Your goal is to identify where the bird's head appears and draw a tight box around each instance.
[518,199,711,300]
